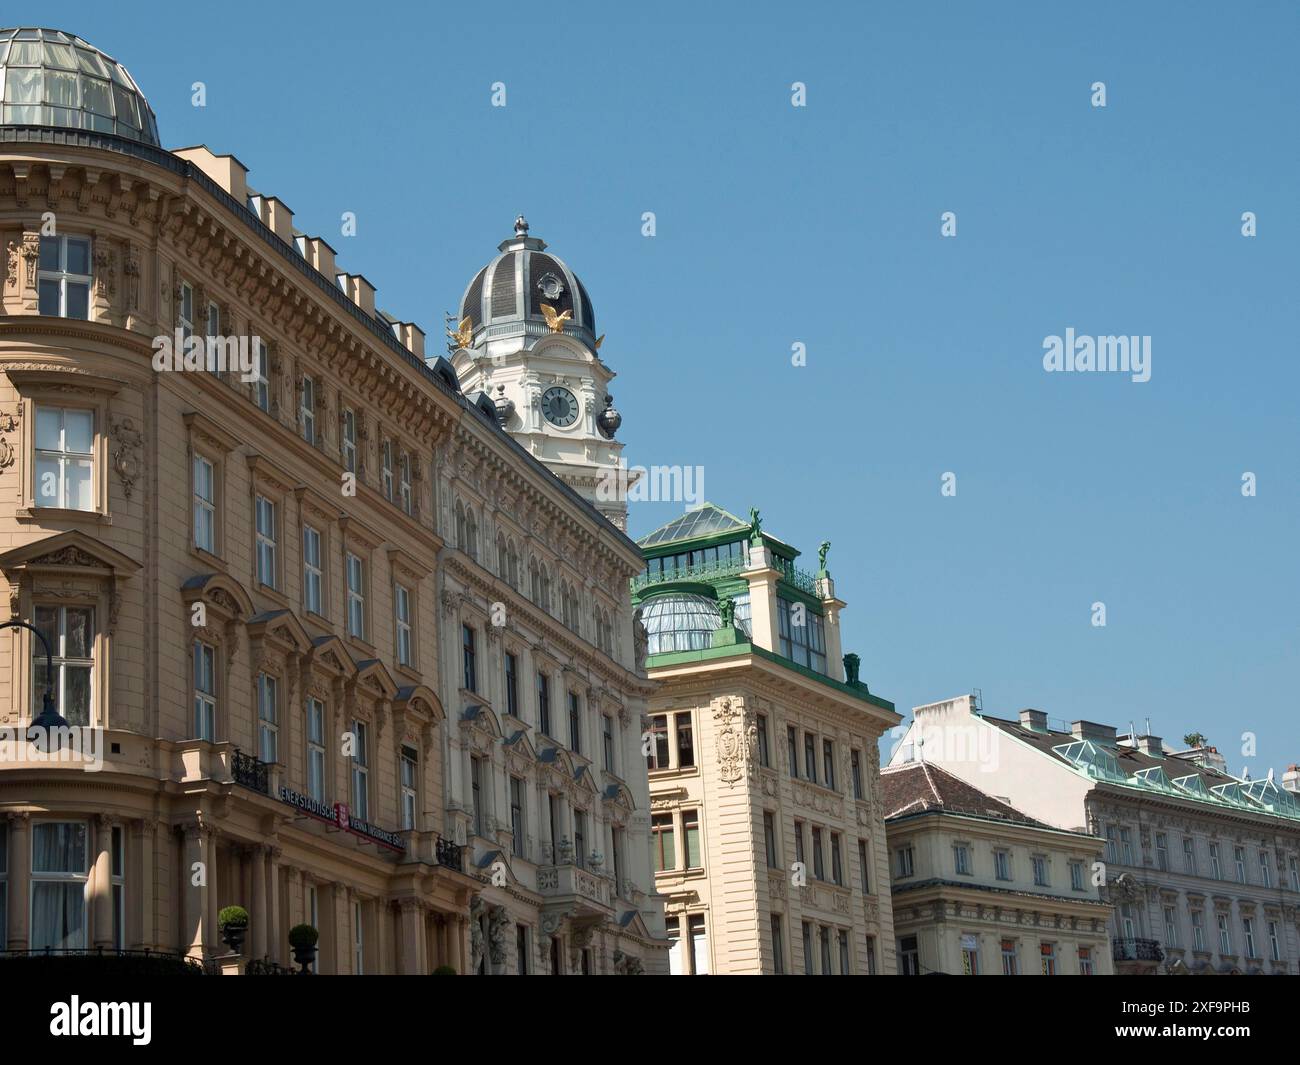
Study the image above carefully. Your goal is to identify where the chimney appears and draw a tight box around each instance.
[1136,735,1163,757]
[396,322,425,358]
[1070,720,1118,746]
[301,237,337,281]
[1283,765,1299,794]
[172,146,248,204]
[338,274,376,316]
[1019,708,1048,733]
[263,196,294,242]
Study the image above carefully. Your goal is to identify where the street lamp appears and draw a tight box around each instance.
[2,619,69,742]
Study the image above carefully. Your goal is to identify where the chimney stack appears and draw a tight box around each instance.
[1137,735,1163,757]
[1019,708,1048,733]
[1070,720,1118,746]
[263,196,294,242]
[338,274,377,316]
[1284,765,1300,794]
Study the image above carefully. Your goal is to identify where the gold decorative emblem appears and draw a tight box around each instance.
[447,316,473,350]
[540,303,571,333]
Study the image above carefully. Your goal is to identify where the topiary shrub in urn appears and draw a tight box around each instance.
[288,924,319,974]
[218,905,250,955]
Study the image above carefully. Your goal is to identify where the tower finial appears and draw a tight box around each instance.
[514,214,529,236]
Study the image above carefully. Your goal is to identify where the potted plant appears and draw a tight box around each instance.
[218,905,249,955]
[288,924,319,974]
[432,965,457,975]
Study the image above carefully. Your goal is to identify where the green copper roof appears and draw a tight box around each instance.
[637,503,751,547]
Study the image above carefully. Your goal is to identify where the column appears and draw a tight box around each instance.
[399,900,424,974]
[250,844,267,959]
[182,824,207,958]
[91,815,113,948]
[205,831,220,956]
[6,813,30,951]
[267,847,282,963]
[129,820,155,950]
[286,866,303,932]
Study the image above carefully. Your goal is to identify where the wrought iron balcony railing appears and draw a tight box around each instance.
[1112,937,1164,963]
[435,835,464,872]
[232,748,270,795]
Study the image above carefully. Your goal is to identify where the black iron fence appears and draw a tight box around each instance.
[1112,937,1164,963]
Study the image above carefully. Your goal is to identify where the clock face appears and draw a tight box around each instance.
[542,386,579,428]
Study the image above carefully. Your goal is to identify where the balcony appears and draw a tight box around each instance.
[1112,937,1164,964]
[231,749,270,795]
[435,835,464,872]
[537,862,613,917]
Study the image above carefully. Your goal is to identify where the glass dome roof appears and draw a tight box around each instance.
[0,28,159,145]
[638,593,723,655]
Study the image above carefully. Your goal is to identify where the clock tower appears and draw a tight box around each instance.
[449,217,632,529]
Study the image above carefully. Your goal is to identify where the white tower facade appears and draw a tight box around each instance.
[450,217,631,529]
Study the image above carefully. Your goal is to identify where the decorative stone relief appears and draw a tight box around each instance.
[110,417,143,499]
[714,697,756,787]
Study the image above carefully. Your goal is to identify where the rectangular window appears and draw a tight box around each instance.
[1234,846,1247,883]
[206,301,220,343]
[819,926,831,975]
[1001,939,1018,975]
[794,821,805,866]
[34,604,93,727]
[255,495,277,589]
[611,827,624,892]
[683,810,701,869]
[803,922,815,976]
[303,526,323,615]
[573,810,586,869]
[341,408,357,473]
[34,405,94,511]
[193,640,216,741]
[1104,826,1118,864]
[1164,905,1180,947]
[812,827,825,880]
[470,756,485,838]
[252,339,270,412]
[1192,911,1205,951]
[771,914,784,974]
[460,625,476,692]
[804,732,817,782]
[896,845,913,878]
[1183,837,1196,875]
[193,453,216,552]
[830,833,843,885]
[1259,850,1271,888]
[353,901,364,975]
[1069,860,1084,891]
[823,739,835,790]
[851,749,863,799]
[399,454,412,515]
[37,235,91,319]
[31,821,89,950]
[647,713,669,770]
[350,720,369,821]
[858,839,871,893]
[1243,917,1257,959]
[306,698,326,802]
[537,672,550,736]
[1155,833,1168,872]
[839,929,851,975]
[652,813,675,872]
[110,825,124,951]
[602,714,614,771]
[504,653,519,718]
[1269,921,1281,962]
[1078,946,1093,975]
[764,811,778,869]
[394,585,412,667]
[400,745,418,831]
[301,375,317,444]
[962,943,979,975]
[675,711,694,768]
[1040,942,1057,976]
[516,924,529,975]
[1290,856,1299,892]
[865,936,877,975]
[787,726,798,779]
[953,844,971,875]
[688,915,709,976]
[381,440,394,501]
[346,553,366,639]
[994,850,1011,881]
[1120,828,1135,865]
[510,776,525,858]
[179,281,194,341]
[1218,913,1232,954]
[568,692,582,753]
[1209,843,1222,880]
[257,672,278,764]
[1032,855,1049,887]
[756,714,770,768]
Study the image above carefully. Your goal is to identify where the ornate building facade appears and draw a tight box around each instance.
[0,26,665,974]
[634,504,900,973]
[890,695,1300,975]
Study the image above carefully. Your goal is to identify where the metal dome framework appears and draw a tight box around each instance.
[458,218,597,343]
[0,28,159,145]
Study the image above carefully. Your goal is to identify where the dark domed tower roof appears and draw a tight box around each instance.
[458,216,597,342]
[0,28,160,146]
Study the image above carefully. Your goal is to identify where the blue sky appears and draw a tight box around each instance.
[29,0,1300,774]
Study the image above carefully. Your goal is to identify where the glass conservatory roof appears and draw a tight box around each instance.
[1171,773,1213,800]
[639,503,750,548]
[1241,777,1300,819]
[0,28,160,145]
[1052,740,1127,782]
[638,592,722,655]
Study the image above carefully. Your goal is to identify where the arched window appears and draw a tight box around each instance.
[497,532,508,577]
[508,541,519,588]
[465,509,478,560]
[529,558,540,603]
[454,500,466,550]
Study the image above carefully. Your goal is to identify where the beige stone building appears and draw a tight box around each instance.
[882,761,1114,975]
[0,26,664,974]
[634,504,900,974]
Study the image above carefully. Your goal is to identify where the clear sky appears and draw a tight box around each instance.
[25,0,1299,775]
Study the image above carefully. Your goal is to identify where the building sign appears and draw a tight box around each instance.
[278,786,405,852]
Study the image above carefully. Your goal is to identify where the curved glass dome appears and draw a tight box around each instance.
[0,28,159,145]
[638,593,723,655]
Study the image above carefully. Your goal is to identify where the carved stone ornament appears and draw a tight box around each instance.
[21,233,41,289]
[714,697,756,787]
[110,417,144,499]
[0,405,22,473]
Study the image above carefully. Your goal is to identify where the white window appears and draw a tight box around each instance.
[1164,905,1180,947]
[346,552,366,639]
[303,526,323,615]
[1032,855,1049,886]
[1069,860,1085,891]
[1209,843,1222,879]
[34,405,94,511]
[38,235,91,319]
[1217,913,1232,954]
[1121,904,1136,939]
[1269,921,1281,962]
[1192,910,1206,951]
[953,844,970,875]
[895,846,913,878]
[255,495,277,588]
[400,746,418,830]
[994,850,1011,881]
[381,440,393,501]
[301,375,317,444]
[31,821,89,950]
[1120,828,1135,865]
[34,604,94,727]
[353,900,364,974]
[1234,846,1247,883]
[179,281,194,341]
[193,640,216,740]
[257,673,278,764]
[1183,837,1196,874]
[399,453,412,515]
[252,339,270,412]
[306,697,326,803]
[1259,851,1271,888]
[341,408,357,473]
[193,454,216,553]
[1155,833,1168,871]
[350,719,369,820]
[1291,856,1299,892]
[395,584,412,667]
[1243,917,1257,958]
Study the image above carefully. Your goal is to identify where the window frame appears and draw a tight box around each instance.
[37,234,92,320]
